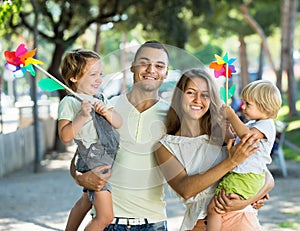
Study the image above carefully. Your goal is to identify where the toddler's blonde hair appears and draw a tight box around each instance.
[241,80,282,118]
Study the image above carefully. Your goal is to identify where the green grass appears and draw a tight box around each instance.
[278,221,299,229]
[283,146,300,161]
[277,97,300,161]
[278,211,300,229]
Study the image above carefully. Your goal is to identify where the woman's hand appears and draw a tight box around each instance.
[214,190,270,213]
[227,133,260,167]
[251,194,269,209]
[213,189,248,213]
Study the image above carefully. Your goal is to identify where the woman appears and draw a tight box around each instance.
[155,68,273,231]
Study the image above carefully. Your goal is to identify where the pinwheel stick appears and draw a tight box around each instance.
[225,64,229,105]
[33,64,83,101]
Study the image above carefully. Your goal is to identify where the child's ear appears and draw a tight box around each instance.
[70,77,77,83]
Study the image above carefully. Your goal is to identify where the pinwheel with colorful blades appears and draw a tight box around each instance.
[4,43,43,78]
[209,52,237,104]
[4,43,82,101]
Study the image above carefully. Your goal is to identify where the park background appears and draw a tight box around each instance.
[0,0,300,230]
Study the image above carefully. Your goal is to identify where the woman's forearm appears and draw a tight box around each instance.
[156,134,260,200]
[177,158,238,199]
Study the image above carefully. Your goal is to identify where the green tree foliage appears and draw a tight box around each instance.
[189,0,280,41]
[3,0,134,151]
[0,0,23,36]
[116,0,188,48]
[194,43,223,65]
[6,0,130,77]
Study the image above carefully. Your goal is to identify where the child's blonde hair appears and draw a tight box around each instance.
[60,49,101,92]
[241,80,282,118]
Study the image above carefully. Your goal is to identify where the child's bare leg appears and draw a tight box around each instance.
[206,196,222,231]
[85,190,113,231]
[65,192,92,231]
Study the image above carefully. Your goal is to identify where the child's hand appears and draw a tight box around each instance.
[223,119,231,131]
[80,100,92,117]
[221,104,235,120]
[94,101,108,116]
[223,120,236,142]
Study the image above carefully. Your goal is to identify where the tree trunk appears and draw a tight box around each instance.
[241,1,297,117]
[285,0,298,117]
[238,36,249,91]
[94,24,101,53]
[48,44,66,78]
[30,0,43,172]
[240,4,277,77]
[257,42,264,80]
[48,43,69,152]
[278,0,290,92]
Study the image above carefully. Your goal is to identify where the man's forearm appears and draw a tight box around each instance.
[70,151,81,185]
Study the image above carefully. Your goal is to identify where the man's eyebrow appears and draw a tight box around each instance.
[137,57,167,65]
[138,57,150,61]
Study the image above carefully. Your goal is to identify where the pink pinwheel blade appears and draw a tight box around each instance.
[214,66,226,78]
[15,43,28,57]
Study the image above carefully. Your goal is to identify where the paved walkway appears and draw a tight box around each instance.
[0,148,299,231]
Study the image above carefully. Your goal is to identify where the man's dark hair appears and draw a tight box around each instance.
[134,40,169,62]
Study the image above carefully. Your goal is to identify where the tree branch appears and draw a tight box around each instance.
[240,4,277,74]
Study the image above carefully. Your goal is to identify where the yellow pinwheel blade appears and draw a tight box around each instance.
[25,57,44,66]
[214,54,225,65]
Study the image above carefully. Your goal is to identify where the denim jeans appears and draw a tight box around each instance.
[104,221,168,231]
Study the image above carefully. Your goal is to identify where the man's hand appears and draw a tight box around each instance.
[76,165,111,191]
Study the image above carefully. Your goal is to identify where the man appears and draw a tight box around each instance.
[70,41,268,231]
[71,40,170,230]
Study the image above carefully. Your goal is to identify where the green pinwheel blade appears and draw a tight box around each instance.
[220,87,226,103]
[38,78,65,92]
[228,84,236,99]
[24,64,36,76]
[220,84,236,103]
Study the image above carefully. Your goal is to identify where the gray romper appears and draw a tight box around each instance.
[74,95,119,203]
